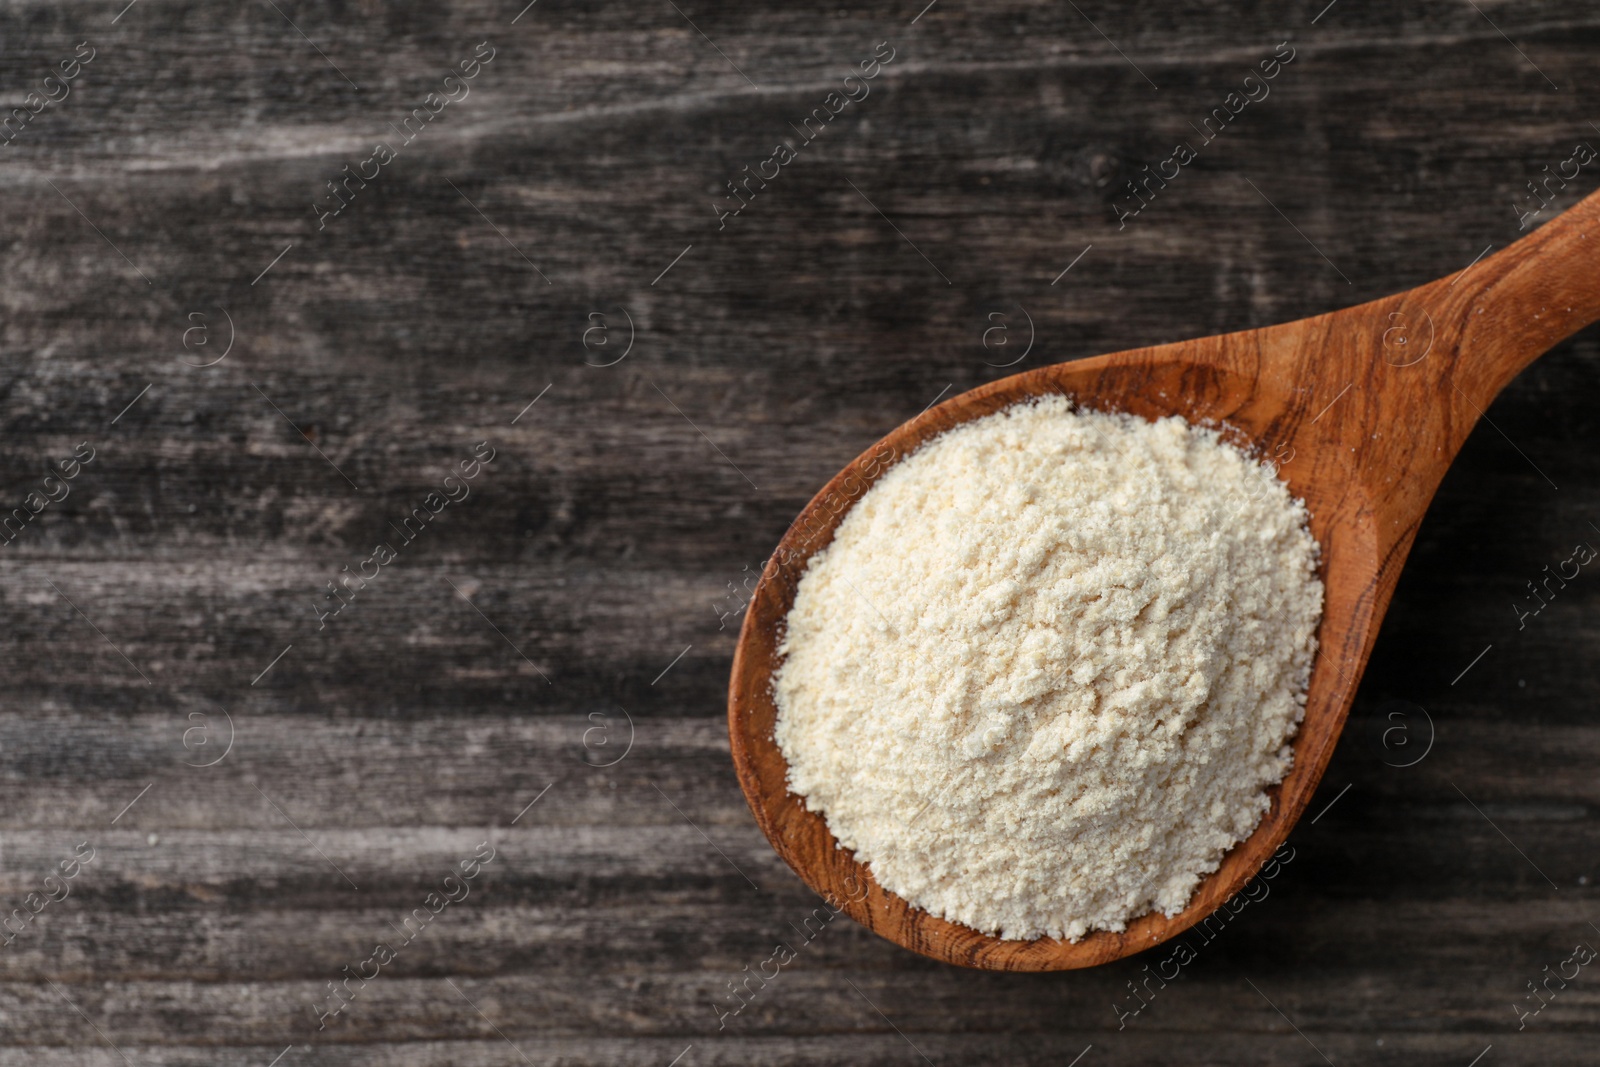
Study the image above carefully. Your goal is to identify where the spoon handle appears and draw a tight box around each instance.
[1439,186,1600,406]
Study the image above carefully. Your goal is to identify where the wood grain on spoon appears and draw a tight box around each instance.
[728,189,1600,971]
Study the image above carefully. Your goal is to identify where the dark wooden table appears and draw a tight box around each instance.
[2,0,1598,1063]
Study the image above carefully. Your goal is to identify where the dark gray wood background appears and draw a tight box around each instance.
[1,0,1598,1062]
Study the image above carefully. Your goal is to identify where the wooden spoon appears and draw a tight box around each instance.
[727,188,1600,971]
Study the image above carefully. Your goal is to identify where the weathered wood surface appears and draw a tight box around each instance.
[1,0,1598,1061]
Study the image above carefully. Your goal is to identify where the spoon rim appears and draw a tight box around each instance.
[727,349,1376,970]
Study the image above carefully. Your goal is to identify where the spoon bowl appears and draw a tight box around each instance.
[729,189,1600,970]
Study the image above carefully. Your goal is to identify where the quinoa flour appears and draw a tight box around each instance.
[772,397,1324,942]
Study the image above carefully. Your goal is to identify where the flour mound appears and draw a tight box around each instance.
[772,397,1323,942]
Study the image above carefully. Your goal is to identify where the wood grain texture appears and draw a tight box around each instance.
[2,0,1599,1060]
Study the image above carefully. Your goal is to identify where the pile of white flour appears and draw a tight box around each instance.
[772,397,1323,942]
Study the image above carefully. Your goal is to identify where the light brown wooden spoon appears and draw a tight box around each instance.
[728,188,1600,971]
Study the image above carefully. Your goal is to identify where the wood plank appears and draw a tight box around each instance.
[2,0,1599,1057]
